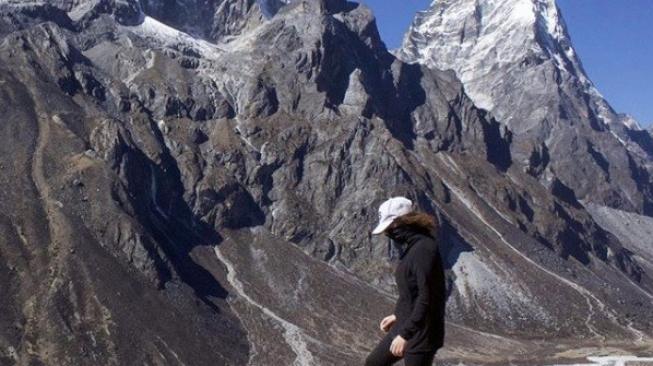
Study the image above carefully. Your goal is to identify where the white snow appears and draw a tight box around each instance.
[619,114,643,130]
[511,0,536,24]
[539,0,561,36]
[399,0,643,132]
[610,130,628,147]
[551,356,653,366]
[138,16,181,41]
[156,119,169,134]
[67,0,101,21]
[124,16,225,61]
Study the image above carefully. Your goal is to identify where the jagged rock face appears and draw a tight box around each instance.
[399,0,653,215]
[1,1,653,365]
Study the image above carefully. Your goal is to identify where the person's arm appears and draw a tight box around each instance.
[396,245,436,340]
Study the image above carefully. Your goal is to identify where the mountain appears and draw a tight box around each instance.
[399,0,653,216]
[1,0,653,365]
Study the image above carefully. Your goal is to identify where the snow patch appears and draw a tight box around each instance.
[156,119,169,134]
[67,0,101,21]
[511,0,536,24]
[551,355,653,366]
[125,16,225,61]
[618,114,643,130]
[610,130,628,147]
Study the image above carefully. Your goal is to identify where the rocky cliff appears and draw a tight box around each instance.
[1,0,652,365]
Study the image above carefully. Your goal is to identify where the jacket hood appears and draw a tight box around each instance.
[392,212,437,234]
[385,212,437,244]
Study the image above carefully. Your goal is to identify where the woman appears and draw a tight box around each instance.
[365,197,446,366]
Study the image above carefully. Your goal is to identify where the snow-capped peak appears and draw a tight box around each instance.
[400,0,573,68]
[398,0,632,133]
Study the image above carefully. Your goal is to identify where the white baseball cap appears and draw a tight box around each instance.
[371,196,414,235]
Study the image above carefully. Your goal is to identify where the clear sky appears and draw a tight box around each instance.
[360,0,653,127]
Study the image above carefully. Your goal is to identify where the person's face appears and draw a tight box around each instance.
[383,224,396,238]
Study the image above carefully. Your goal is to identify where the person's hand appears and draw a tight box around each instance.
[389,335,407,357]
[379,314,396,333]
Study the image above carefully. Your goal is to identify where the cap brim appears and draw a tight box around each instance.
[371,218,394,235]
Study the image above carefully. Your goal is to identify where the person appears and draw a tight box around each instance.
[365,197,446,366]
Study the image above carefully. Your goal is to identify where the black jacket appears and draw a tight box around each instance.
[387,225,446,353]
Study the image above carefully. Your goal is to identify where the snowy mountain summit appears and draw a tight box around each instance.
[399,0,653,214]
[400,0,622,132]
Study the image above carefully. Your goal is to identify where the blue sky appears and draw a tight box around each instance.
[360,0,653,127]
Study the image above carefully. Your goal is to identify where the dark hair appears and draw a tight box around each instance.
[389,211,439,236]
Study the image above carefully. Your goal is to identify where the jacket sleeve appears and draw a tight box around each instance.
[397,244,436,340]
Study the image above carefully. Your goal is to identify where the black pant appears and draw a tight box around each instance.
[365,332,436,366]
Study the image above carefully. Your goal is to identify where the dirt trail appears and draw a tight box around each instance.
[21,104,78,363]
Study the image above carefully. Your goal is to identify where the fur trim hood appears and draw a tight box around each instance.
[391,212,438,235]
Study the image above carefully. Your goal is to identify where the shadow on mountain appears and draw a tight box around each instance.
[550,178,583,209]
[482,117,512,172]
[438,217,474,301]
[385,61,425,150]
[119,124,233,312]
[625,128,653,159]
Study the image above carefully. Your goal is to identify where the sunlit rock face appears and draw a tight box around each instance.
[1,0,653,365]
[399,0,653,215]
